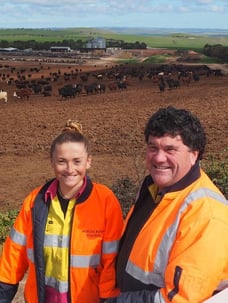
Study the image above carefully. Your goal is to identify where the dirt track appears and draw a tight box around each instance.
[0,56,227,302]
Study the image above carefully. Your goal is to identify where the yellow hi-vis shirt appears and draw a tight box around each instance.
[44,196,76,297]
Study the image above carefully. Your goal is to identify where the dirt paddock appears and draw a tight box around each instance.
[0,54,227,302]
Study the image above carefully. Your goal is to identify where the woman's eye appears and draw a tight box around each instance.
[58,159,65,164]
[74,160,81,165]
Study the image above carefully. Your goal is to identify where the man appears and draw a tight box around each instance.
[116,106,228,303]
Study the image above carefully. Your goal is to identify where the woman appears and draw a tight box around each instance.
[0,120,123,303]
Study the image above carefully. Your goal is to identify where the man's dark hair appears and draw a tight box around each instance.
[144,106,207,160]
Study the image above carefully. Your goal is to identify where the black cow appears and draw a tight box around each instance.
[31,84,42,94]
[193,74,200,82]
[117,81,127,90]
[44,85,52,92]
[84,84,96,95]
[59,85,77,99]
[72,84,82,95]
[158,81,166,92]
[214,69,223,77]
[166,79,180,89]
[97,83,106,93]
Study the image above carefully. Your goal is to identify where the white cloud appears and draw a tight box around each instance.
[210,5,224,12]
[197,0,213,3]
[0,0,227,28]
[179,6,190,12]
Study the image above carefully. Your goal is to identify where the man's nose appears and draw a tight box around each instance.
[153,149,166,161]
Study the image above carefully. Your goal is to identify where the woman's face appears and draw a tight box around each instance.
[51,141,91,196]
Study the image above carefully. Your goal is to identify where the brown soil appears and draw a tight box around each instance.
[0,54,227,302]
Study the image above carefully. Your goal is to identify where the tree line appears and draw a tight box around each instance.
[0,39,147,51]
[0,38,227,62]
[203,44,228,62]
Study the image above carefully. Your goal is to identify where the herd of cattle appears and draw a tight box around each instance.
[0,62,225,102]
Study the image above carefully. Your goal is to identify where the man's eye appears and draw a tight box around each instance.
[148,145,157,151]
[166,147,176,153]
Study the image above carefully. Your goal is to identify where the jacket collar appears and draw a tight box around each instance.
[45,176,93,204]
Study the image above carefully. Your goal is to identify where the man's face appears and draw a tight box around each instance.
[146,134,198,191]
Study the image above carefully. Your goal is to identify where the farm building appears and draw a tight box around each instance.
[50,46,72,52]
[86,37,106,49]
[0,47,19,52]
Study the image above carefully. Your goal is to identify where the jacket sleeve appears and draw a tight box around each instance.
[160,198,228,302]
[0,281,18,303]
[0,205,29,285]
[99,189,124,299]
[0,188,40,298]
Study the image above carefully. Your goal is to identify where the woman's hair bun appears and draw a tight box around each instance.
[63,119,83,134]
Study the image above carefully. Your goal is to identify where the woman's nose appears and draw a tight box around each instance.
[66,162,74,172]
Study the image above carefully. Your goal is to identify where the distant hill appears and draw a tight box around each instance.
[100,27,228,37]
[0,27,227,49]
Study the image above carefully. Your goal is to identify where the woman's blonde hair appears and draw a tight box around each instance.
[50,120,89,158]
[62,119,83,134]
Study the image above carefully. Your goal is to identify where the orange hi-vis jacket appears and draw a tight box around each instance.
[0,177,123,303]
[116,165,228,303]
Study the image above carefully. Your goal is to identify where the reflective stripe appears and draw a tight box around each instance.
[28,248,101,272]
[126,260,165,287]
[154,290,166,303]
[102,240,119,254]
[27,248,34,263]
[44,234,70,248]
[45,275,68,293]
[154,188,228,279]
[28,248,102,269]
[71,254,100,268]
[9,227,26,246]
[126,187,227,285]
[43,238,119,265]
[185,187,228,206]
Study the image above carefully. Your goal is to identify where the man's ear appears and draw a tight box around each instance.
[190,150,199,165]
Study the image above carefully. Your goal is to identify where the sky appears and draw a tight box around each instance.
[0,0,227,30]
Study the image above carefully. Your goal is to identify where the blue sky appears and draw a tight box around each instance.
[1,0,227,29]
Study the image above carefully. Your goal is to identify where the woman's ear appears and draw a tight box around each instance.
[50,158,54,168]
[87,155,92,170]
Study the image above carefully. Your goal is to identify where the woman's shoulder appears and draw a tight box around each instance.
[92,181,113,193]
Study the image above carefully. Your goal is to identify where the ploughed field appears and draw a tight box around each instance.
[0,55,227,303]
[0,58,227,212]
